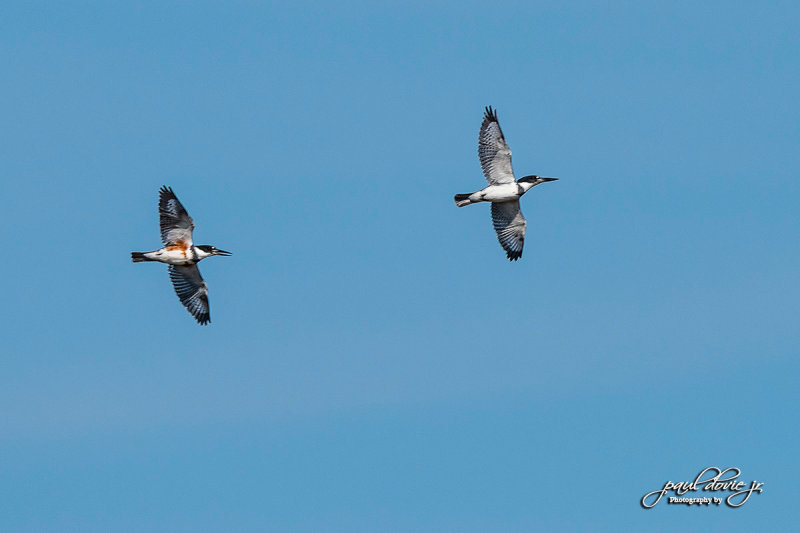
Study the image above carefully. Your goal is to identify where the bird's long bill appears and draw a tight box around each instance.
[216,249,232,256]
[540,177,559,182]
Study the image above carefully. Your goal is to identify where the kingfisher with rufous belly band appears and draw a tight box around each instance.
[131,186,231,325]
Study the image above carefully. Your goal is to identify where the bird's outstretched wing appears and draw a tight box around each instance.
[491,201,526,261]
[159,186,195,246]
[478,106,515,185]
[168,264,210,325]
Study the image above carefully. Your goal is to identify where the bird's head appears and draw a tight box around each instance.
[197,245,232,257]
[519,175,559,187]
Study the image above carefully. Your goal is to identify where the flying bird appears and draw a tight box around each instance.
[132,186,231,325]
[454,106,557,261]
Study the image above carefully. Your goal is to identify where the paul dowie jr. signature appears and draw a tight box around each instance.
[641,467,763,508]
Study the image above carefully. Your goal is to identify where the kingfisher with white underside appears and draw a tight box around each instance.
[454,106,558,261]
[131,186,231,325]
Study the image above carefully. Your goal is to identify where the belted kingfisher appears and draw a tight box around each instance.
[454,106,558,261]
[131,186,231,325]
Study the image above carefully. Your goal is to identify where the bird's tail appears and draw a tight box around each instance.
[131,252,153,263]
[454,193,474,207]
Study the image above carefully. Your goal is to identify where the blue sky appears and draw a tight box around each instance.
[1,1,798,530]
